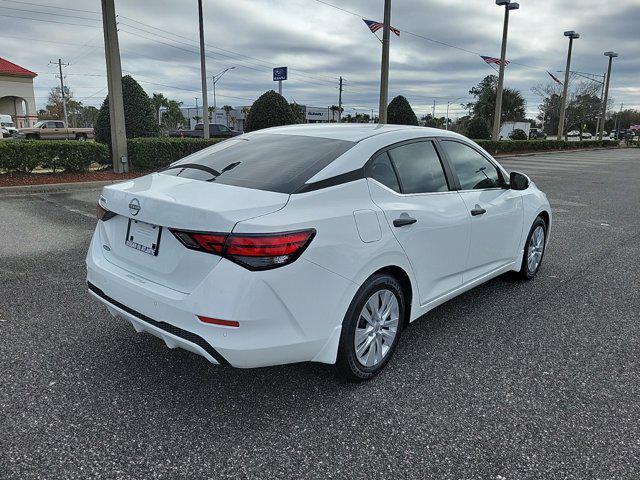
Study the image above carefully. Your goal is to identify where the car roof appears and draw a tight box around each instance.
[248,123,464,142]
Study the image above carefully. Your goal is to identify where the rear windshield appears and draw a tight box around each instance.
[161,133,356,193]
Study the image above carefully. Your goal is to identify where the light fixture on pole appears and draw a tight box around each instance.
[557,30,580,141]
[599,51,618,140]
[491,0,519,141]
[212,67,236,113]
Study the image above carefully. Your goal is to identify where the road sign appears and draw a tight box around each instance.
[273,67,288,82]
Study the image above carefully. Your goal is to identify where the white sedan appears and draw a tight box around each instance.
[87,124,551,381]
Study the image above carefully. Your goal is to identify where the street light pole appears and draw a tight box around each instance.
[492,0,519,141]
[101,0,128,173]
[557,31,579,141]
[599,51,618,140]
[212,67,235,114]
[378,0,392,124]
[197,0,209,138]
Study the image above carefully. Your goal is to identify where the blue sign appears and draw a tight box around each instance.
[273,67,288,81]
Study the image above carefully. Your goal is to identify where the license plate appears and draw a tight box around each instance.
[126,219,162,256]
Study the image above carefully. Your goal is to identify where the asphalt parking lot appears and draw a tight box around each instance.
[1,147,639,479]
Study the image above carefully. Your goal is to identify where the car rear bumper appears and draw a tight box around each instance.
[85,230,357,368]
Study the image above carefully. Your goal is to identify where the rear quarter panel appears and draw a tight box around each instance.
[233,179,419,322]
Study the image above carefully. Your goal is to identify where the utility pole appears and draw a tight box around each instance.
[378,0,392,124]
[599,52,618,140]
[338,76,343,122]
[101,0,128,173]
[432,99,436,119]
[492,1,519,141]
[197,0,209,138]
[557,31,579,141]
[446,101,451,130]
[50,59,69,125]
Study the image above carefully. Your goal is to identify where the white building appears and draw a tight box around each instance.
[0,57,37,128]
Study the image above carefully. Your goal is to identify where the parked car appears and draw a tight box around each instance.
[581,132,593,139]
[0,114,18,137]
[18,120,94,140]
[87,124,551,381]
[529,128,546,140]
[169,123,241,139]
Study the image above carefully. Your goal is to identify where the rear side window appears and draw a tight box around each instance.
[370,152,400,192]
[161,134,356,194]
[440,140,501,190]
[386,141,449,194]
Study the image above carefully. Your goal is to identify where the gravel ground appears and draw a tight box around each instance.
[1,149,639,479]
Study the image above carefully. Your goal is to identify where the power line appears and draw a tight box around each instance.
[312,0,550,73]
[118,14,340,84]
[0,13,99,28]
[0,0,99,14]
[0,5,101,22]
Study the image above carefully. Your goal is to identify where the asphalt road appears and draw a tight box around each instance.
[1,148,639,479]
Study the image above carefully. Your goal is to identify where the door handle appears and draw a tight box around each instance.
[393,216,417,227]
[470,207,487,216]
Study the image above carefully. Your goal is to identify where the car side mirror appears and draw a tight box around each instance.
[509,171,530,190]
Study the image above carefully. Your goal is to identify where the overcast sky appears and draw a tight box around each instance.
[1,0,639,119]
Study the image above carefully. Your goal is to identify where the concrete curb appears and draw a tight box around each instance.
[495,146,621,158]
[0,179,122,196]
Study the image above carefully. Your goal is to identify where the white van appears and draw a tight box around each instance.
[0,114,18,137]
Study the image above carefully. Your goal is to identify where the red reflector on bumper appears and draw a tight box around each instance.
[197,316,240,327]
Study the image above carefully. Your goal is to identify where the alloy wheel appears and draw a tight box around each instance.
[527,225,545,274]
[354,289,399,367]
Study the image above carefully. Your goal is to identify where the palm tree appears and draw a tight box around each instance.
[222,105,234,126]
[151,93,169,125]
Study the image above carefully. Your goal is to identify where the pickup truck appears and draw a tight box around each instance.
[18,120,94,141]
[169,123,241,139]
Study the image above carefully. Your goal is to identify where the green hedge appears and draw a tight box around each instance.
[0,140,109,173]
[475,139,619,155]
[127,137,222,170]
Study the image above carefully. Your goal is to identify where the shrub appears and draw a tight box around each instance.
[387,96,418,126]
[95,75,160,147]
[475,139,619,155]
[466,117,490,140]
[127,137,222,170]
[0,140,109,173]
[244,90,297,133]
[509,128,528,141]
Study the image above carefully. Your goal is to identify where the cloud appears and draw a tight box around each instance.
[0,0,637,118]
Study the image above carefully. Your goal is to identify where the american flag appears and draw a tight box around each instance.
[363,19,400,36]
[547,71,563,85]
[480,55,509,66]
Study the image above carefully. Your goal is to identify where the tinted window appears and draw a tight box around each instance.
[387,141,448,194]
[218,125,229,132]
[161,133,356,193]
[55,122,65,128]
[369,152,400,192]
[441,141,501,190]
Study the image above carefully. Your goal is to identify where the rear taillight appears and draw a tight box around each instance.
[170,229,316,271]
[96,203,116,221]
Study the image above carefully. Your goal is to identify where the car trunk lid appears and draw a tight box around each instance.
[97,173,289,293]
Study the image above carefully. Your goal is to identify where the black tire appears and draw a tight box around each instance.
[76,134,87,141]
[335,273,405,382]
[517,216,547,280]
[26,134,38,140]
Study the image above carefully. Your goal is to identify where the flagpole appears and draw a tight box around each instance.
[378,0,392,124]
[492,2,518,141]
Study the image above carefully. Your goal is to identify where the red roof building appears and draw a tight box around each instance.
[0,57,38,128]
[0,57,37,78]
